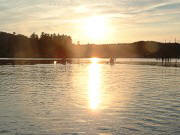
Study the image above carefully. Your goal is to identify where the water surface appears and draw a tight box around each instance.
[0,59,180,135]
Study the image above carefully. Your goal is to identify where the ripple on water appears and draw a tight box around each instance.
[0,62,179,135]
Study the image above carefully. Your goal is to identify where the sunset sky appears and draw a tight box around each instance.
[0,0,180,44]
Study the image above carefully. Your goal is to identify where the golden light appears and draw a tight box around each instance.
[75,6,88,13]
[88,58,101,110]
[90,58,99,63]
[84,16,108,42]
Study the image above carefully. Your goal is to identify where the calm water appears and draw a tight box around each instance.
[0,59,180,135]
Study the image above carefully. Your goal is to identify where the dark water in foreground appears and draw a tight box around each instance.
[0,59,180,135]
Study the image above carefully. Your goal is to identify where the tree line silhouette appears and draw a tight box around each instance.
[0,31,72,58]
[0,31,180,58]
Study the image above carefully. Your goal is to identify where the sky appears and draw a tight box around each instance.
[0,0,180,44]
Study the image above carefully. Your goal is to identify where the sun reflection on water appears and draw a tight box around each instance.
[88,58,101,110]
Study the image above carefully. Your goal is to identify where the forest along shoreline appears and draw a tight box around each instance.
[0,31,180,67]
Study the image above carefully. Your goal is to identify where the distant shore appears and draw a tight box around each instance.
[0,31,180,58]
[0,58,179,67]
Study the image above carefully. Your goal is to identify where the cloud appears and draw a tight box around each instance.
[0,0,180,42]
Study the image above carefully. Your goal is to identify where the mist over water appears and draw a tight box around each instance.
[0,59,180,135]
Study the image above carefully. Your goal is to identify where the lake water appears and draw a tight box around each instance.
[0,59,180,135]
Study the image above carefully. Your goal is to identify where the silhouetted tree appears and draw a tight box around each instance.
[0,31,179,58]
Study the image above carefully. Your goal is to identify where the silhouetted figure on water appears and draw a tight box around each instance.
[60,58,72,65]
[110,57,115,65]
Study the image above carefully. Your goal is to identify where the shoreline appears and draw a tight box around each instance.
[0,58,179,67]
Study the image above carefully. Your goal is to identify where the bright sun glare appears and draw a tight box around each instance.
[90,58,99,63]
[88,58,101,110]
[84,16,107,41]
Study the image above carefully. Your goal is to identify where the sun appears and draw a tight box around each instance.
[84,16,107,42]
